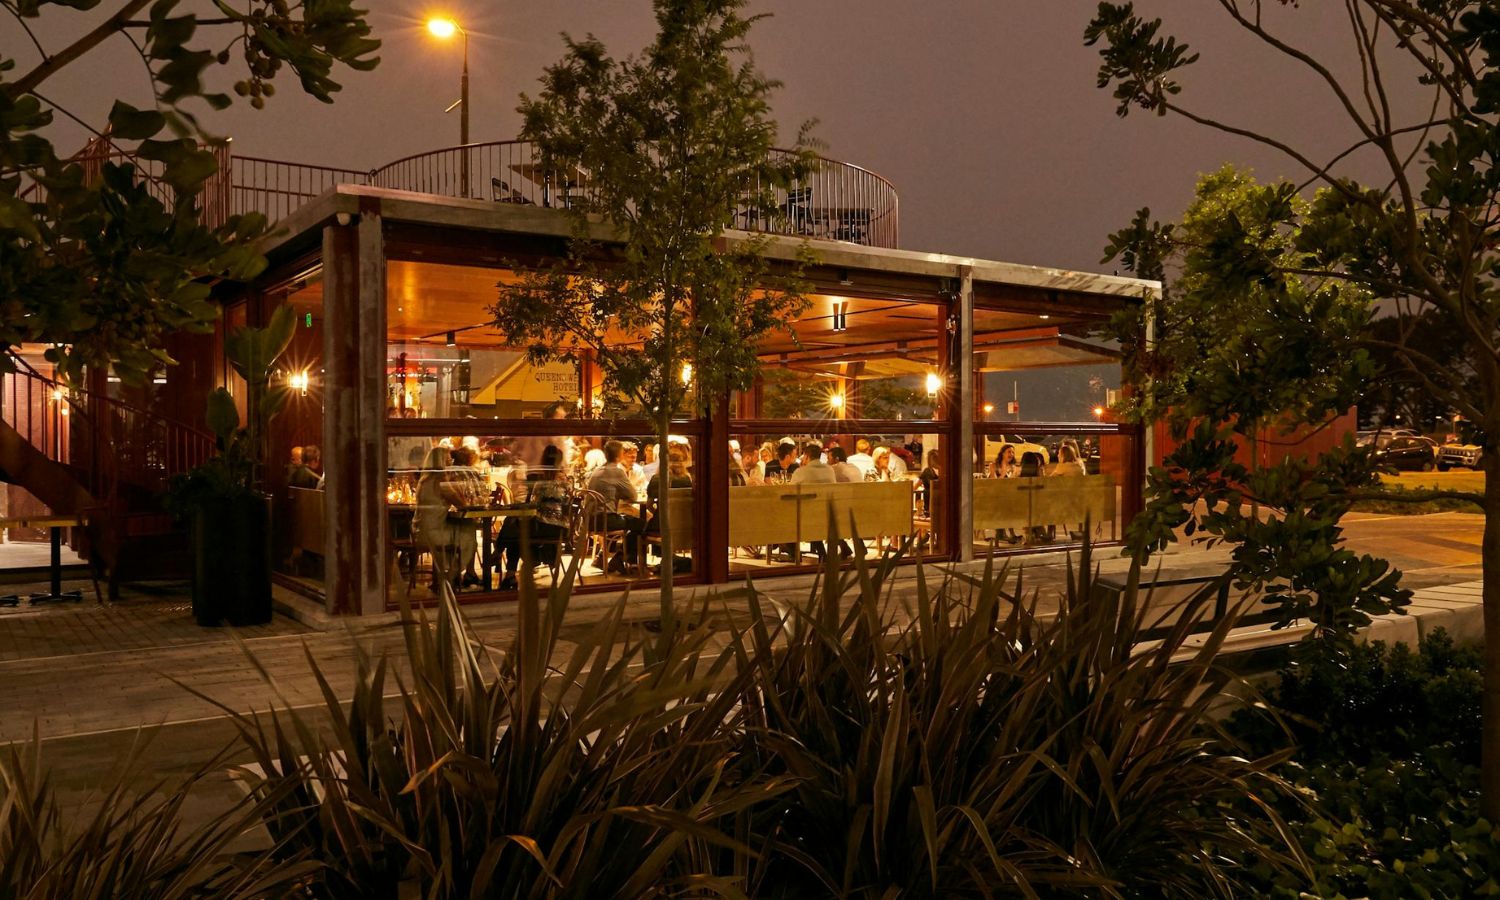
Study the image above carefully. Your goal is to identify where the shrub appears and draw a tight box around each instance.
[0,737,313,899]
[1230,628,1498,898]
[729,539,1306,898]
[1231,629,1482,765]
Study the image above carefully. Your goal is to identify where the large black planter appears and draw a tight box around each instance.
[190,492,273,626]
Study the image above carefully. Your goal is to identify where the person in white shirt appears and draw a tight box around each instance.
[621,441,647,491]
[640,443,660,480]
[828,445,861,484]
[846,438,875,478]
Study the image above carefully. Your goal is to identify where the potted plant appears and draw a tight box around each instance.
[168,306,295,626]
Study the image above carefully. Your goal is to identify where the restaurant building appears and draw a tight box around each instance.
[7,140,1158,615]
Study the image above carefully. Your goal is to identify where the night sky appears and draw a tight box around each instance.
[8,1,1429,273]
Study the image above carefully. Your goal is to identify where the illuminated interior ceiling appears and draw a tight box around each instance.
[283,260,1116,368]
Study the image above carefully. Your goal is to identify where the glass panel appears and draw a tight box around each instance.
[728,429,946,573]
[973,428,1136,554]
[386,343,579,420]
[972,305,1120,423]
[382,428,699,606]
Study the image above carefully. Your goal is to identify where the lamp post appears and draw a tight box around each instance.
[427,17,469,197]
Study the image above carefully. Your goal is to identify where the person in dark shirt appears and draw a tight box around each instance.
[288,444,322,489]
[762,441,799,483]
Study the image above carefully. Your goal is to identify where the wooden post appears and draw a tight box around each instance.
[955,266,975,562]
[321,199,388,616]
[706,390,730,584]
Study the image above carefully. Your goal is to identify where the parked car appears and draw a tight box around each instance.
[1371,435,1439,471]
[1356,428,1418,447]
[1438,423,1487,471]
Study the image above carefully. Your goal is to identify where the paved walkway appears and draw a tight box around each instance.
[0,512,1483,811]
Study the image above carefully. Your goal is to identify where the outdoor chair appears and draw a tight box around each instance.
[577,488,630,576]
[783,186,815,235]
[491,177,532,204]
[832,208,872,243]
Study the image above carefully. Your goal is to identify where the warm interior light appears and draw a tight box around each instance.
[1039,314,1050,320]
[680,362,693,385]
[289,370,311,396]
[828,392,844,410]
[1093,405,1105,419]
[925,372,943,397]
[982,403,995,416]
[49,388,63,402]
[427,17,457,38]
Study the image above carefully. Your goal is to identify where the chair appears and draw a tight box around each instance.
[577,488,630,576]
[833,208,871,243]
[388,506,426,595]
[783,186,815,235]
[491,177,532,204]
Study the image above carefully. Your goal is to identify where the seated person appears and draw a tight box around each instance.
[763,441,800,482]
[585,439,645,572]
[644,443,693,571]
[493,444,570,590]
[289,444,323,489]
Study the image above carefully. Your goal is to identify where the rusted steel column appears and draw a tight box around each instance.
[321,201,387,615]
[955,266,975,563]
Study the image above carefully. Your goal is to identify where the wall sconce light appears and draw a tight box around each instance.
[49,388,64,403]
[289,370,311,396]
[680,362,693,385]
[925,371,943,398]
[1039,314,1050,320]
[831,299,849,332]
[445,331,457,347]
[828,392,844,411]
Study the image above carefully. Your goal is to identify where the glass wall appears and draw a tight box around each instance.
[382,423,701,606]
[727,429,947,573]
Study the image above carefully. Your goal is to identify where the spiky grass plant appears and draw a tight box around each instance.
[727,533,1309,898]
[206,559,788,899]
[0,733,314,899]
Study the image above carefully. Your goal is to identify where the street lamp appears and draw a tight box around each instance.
[426,17,470,197]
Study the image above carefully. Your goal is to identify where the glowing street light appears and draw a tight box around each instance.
[426,16,470,197]
[1092,405,1105,421]
[982,402,995,418]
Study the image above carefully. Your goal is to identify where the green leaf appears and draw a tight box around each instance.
[106,101,165,140]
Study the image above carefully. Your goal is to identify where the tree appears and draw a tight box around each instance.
[1085,1,1500,814]
[1,0,379,384]
[492,0,814,629]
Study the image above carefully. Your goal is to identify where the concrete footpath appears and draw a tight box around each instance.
[0,510,1484,812]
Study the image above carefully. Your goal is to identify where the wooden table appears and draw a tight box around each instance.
[0,514,86,606]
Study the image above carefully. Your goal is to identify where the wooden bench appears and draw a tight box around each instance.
[287,488,325,576]
[728,481,914,551]
[974,475,1118,540]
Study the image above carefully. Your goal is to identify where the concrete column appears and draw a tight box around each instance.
[955,266,975,562]
[322,201,388,615]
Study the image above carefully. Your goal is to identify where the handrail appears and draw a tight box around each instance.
[2,354,216,496]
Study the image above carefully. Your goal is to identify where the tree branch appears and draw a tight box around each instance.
[4,0,154,100]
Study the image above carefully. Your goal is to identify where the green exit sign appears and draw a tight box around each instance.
[305,312,313,328]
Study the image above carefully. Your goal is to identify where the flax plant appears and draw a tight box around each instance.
[726,529,1308,898]
[0,733,314,899]
[204,559,789,899]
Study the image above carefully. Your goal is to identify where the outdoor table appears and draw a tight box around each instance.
[455,504,534,591]
[507,162,590,208]
[0,514,86,606]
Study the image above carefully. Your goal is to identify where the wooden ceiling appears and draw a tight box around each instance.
[283,259,1107,364]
